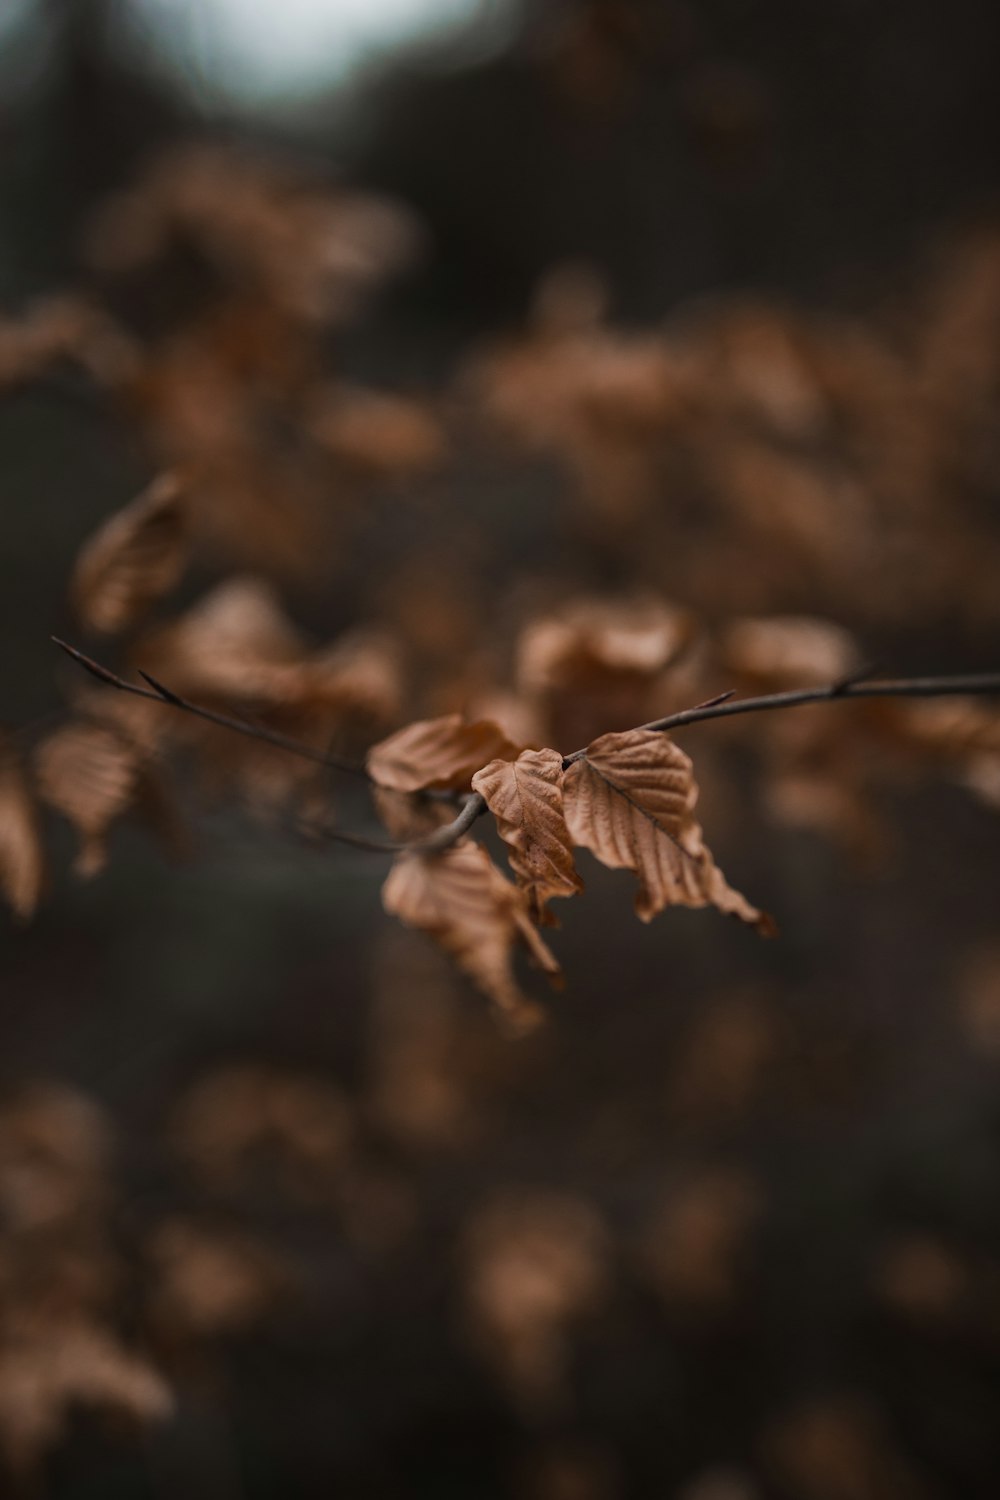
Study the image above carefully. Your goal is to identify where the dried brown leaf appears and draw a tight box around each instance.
[368,715,522,794]
[382,843,560,1029]
[472,749,583,924]
[71,474,188,635]
[0,739,46,920]
[563,728,773,930]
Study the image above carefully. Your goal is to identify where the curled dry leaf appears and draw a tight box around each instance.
[472,748,583,924]
[71,474,187,635]
[0,738,46,920]
[563,728,773,931]
[368,715,522,794]
[382,842,561,1031]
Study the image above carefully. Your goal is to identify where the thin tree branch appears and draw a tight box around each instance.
[309,791,487,857]
[53,636,370,778]
[329,670,1000,855]
[315,826,408,853]
[52,639,1000,859]
[52,636,472,855]
[562,671,1000,765]
[415,792,487,854]
[645,670,1000,732]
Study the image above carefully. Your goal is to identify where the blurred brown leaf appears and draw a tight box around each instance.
[308,383,445,476]
[640,1168,761,1314]
[721,615,859,690]
[369,715,522,794]
[71,473,188,636]
[171,1065,353,1198]
[33,720,175,878]
[147,1219,285,1338]
[0,1321,171,1475]
[0,737,46,920]
[762,1398,933,1500]
[461,1189,608,1409]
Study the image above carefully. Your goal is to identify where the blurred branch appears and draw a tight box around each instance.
[52,636,467,855]
[54,639,1000,859]
[52,636,370,778]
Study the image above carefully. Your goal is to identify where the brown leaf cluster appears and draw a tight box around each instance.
[467,241,1000,627]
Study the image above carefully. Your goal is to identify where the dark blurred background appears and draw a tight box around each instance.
[2,2,1000,1497]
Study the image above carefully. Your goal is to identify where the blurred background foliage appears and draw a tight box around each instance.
[2,1,1000,1496]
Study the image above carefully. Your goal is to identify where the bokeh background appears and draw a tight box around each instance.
[3,2,1000,1496]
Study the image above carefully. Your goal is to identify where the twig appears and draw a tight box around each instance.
[415,792,487,854]
[309,791,486,857]
[635,671,1000,737]
[53,636,369,778]
[53,636,471,856]
[560,672,1000,765]
[53,638,1000,859]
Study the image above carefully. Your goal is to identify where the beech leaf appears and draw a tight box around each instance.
[382,842,561,1030]
[368,715,521,794]
[562,728,774,931]
[471,748,583,924]
[71,474,188,635]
